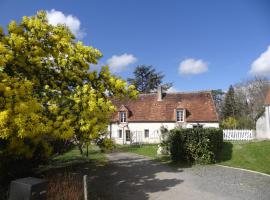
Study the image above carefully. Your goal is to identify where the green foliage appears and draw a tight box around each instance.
[0,139,50,186]
[127,65,172,93]
[168,128,223,164]
[236,116,254,129]
[222,85,238,119]
[50,139,75,155]
[216,78,269,129]
[221,117,238,129]
[0,10,137,155]
[0,10,137,186]
[96,138,116,152]
[221,116,255,129]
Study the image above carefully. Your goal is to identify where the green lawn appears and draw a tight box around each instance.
[217,140,270,175]
[53,145,107,163]
[38,145,107,173]
[117,144,159,158]
[117,141,270,175]
[44,141,270,175]
[116,144,172,164]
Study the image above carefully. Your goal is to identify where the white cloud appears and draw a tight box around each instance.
[106,53,137,72]
[178,58,208,75]
[46,9,85,38]
[249,46,270,75]
[167,86,179,93]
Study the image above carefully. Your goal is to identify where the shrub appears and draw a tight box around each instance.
[0,137,71,197]
[49,138,75,155]
[221,117,238,129]
[168,128,223,164]
[0,139,51,186]
[96,138,116,152]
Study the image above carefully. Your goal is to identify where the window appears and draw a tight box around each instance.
[120,112,126,123]
[126,130,130,141]
[193,124,203,129]
[144,129,149,138]
[118,129,122,138]
[176,109,184,122]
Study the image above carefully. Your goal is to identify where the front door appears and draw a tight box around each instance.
[126,130,131,143]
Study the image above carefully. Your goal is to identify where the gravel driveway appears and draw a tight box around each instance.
[87,152,270,200]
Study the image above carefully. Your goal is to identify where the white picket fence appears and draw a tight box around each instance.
[223,129,255,141]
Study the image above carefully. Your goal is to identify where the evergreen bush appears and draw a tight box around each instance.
[168,128,223,164]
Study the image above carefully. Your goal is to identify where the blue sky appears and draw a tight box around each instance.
[1,0,270,91]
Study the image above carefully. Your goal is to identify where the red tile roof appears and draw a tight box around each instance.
[111,91,219,122]
[265,89,270,105]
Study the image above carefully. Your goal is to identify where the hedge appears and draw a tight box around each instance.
[168,128,223,164]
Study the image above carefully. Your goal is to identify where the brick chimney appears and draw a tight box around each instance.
[157,85,163,101]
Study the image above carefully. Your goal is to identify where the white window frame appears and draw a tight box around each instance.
[119,111,126,123]
[176,109,185,122]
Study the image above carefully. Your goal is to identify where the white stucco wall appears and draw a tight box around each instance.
[108,122,219,144]
[256,106,270,139]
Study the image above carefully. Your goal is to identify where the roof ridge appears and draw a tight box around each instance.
[138,90,212,96]
[166,90,212,94]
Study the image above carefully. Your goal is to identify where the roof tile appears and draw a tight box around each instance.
[111,91,219,122]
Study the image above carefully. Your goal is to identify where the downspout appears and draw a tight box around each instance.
[122,127,125,145]
[267,106,270,139]
[109,122,112,139]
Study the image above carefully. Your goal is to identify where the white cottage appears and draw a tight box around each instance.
[109,87,219,144]
[256,89,270,139]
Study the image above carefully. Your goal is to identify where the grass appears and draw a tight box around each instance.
[217,140,270,175]
[117,144,159,158]
[117,141,270,174]
[38,145,107,200]
[53,145,107,165]
[38,145,107,173]
[116,144,174,164]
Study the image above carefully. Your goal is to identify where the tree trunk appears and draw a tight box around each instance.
[78,143,83,155]
[73,136,84,155]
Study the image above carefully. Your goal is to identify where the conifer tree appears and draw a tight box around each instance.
[127,65,172,93]
[222,85,238,119]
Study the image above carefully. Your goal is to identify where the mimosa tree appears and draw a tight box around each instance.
[0,11,137,158]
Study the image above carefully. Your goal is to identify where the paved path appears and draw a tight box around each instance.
[87,152,270,200]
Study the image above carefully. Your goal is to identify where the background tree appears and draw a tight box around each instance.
[127,65,172,93]
[221,85,238,119]
[211,89,225,117]
[233,77,269,128]
[219,77,269,129]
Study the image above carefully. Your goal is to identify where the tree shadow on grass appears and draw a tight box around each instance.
[216,142,233,162]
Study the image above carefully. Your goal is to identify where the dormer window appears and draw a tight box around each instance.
[176,109,185,122]
[120,111,127,123]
